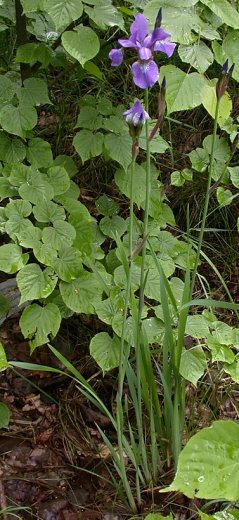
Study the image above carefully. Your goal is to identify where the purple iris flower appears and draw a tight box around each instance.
[123,99,149,127]
[109,13,176,89]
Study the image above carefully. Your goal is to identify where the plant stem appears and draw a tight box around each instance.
[190,96,220,299]
[118,157,135,399]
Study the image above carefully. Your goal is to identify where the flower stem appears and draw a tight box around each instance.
[190,96,220,299]
[118,156,136,400]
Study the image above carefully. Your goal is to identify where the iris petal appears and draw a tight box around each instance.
[132,60,159,89]
[109,48,124,66]
[138,47,152,60]
[153,41,177,57]
[130,13,148,42]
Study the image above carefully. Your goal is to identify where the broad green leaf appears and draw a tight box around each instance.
[104,133,132,170]
[0,178,18,200]
[188,147,209,172]
[52,246,82,282]
[102,116,126,134]
[42,220,76,250]
[99,215,126,239]
[185,315,210,338]
[144,2,201,44]
[216,187,233,207]
[75,107,103,130]
[44,0,83,30]
[212,321,239,346]
[62,26,100,66]
[207,336,235,364]
[162,420,239,500]
[0,133,26,163]
[46,290,74,319]
[229,166,239,188]
[21,0,42,12]
[171,170,185,186]
[139,126,169,154]
[54,155,78,178]
[8,163,30,186]
[17,264,57,304]
[142,317,164,343]
[19,170,54,204]
[200,0,239,29]
[60,271,102,313]
[20,303,61,351]
[145,514,173,520]
[0,244,28,274]
[0,342,9,371]
[0,103,37,138]
[69,214,95,257]
[0,402,10,429]
[15,43,55,68]
[19,78,51,105]
[115,164,157,208]
[33,199,65,223]
[223,360,239,384]
[73,130,104,164]
[159,65,205,114]
[90,332,120,374]
[203,135,231,162]
[84,1,125,30]
[47,165,70,195]
[26,138,53,168]
[94,297,119,326]
[5,199,32,218]
[0,75,17,102]
[17,225,42,249]
[178,41,214,73]
[180,347,207,386]
[4,200,33,239]
[33,243,58,267]
[202,82,232,127]
[96,194,119,216]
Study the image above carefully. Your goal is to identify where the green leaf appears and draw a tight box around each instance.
[73,130,104,164]
[54,155,78,178]
[17,225,42,249]
[26,138,53,168]
[0,293,10,317]
[52,246,82,282]
[0,402,10,429]
[75,106,103,130]
[90,332,120,374]
[115,164,157,208]
[178,41,214,73]
[42,220,76,250]
[0,75,17,102]
[96,194,119,216]
[33,199,65,223]
[4,200,33,239]
[207,337,235,364]
[200,0,239,29]
[19,170,54,204]
[161,420,239,500]
[17,264,57,304]
[0,244,28,274]
[0,133,26,163]
[47,165,70,195]
[0,103,37,138]
[20,303,61,351]
[202,81,232,127]
[99,215,126,239]
[223,360,239,384]
[212,321,239,346]
[60,271,102,313]
[15,43,55,68]
[139,126,169,154]
[21,0,42,12]
[0,178,18,201]
[160,65,205,114]
[20,78,51,105]
[62,26,100,66]
[180,347,207,386]
[83,61,103,80]
[104,133,132,170]
[84,1,125,30]
[144,1,201,44]
[216,187,233,207]
[171,170,185,186]
[185,315,210,339]
[0,342,9,371]
[44,0,83,30]
[145,515,173,520]
[229,166,239,188]
[33,243,58,267]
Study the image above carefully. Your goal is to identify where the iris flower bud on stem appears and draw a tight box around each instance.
[123,100,149,159]
[216,59,235,100]
[148,76,166,141]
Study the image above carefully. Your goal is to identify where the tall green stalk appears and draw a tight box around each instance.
[118,157,136,399]
[190,97,221,298]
